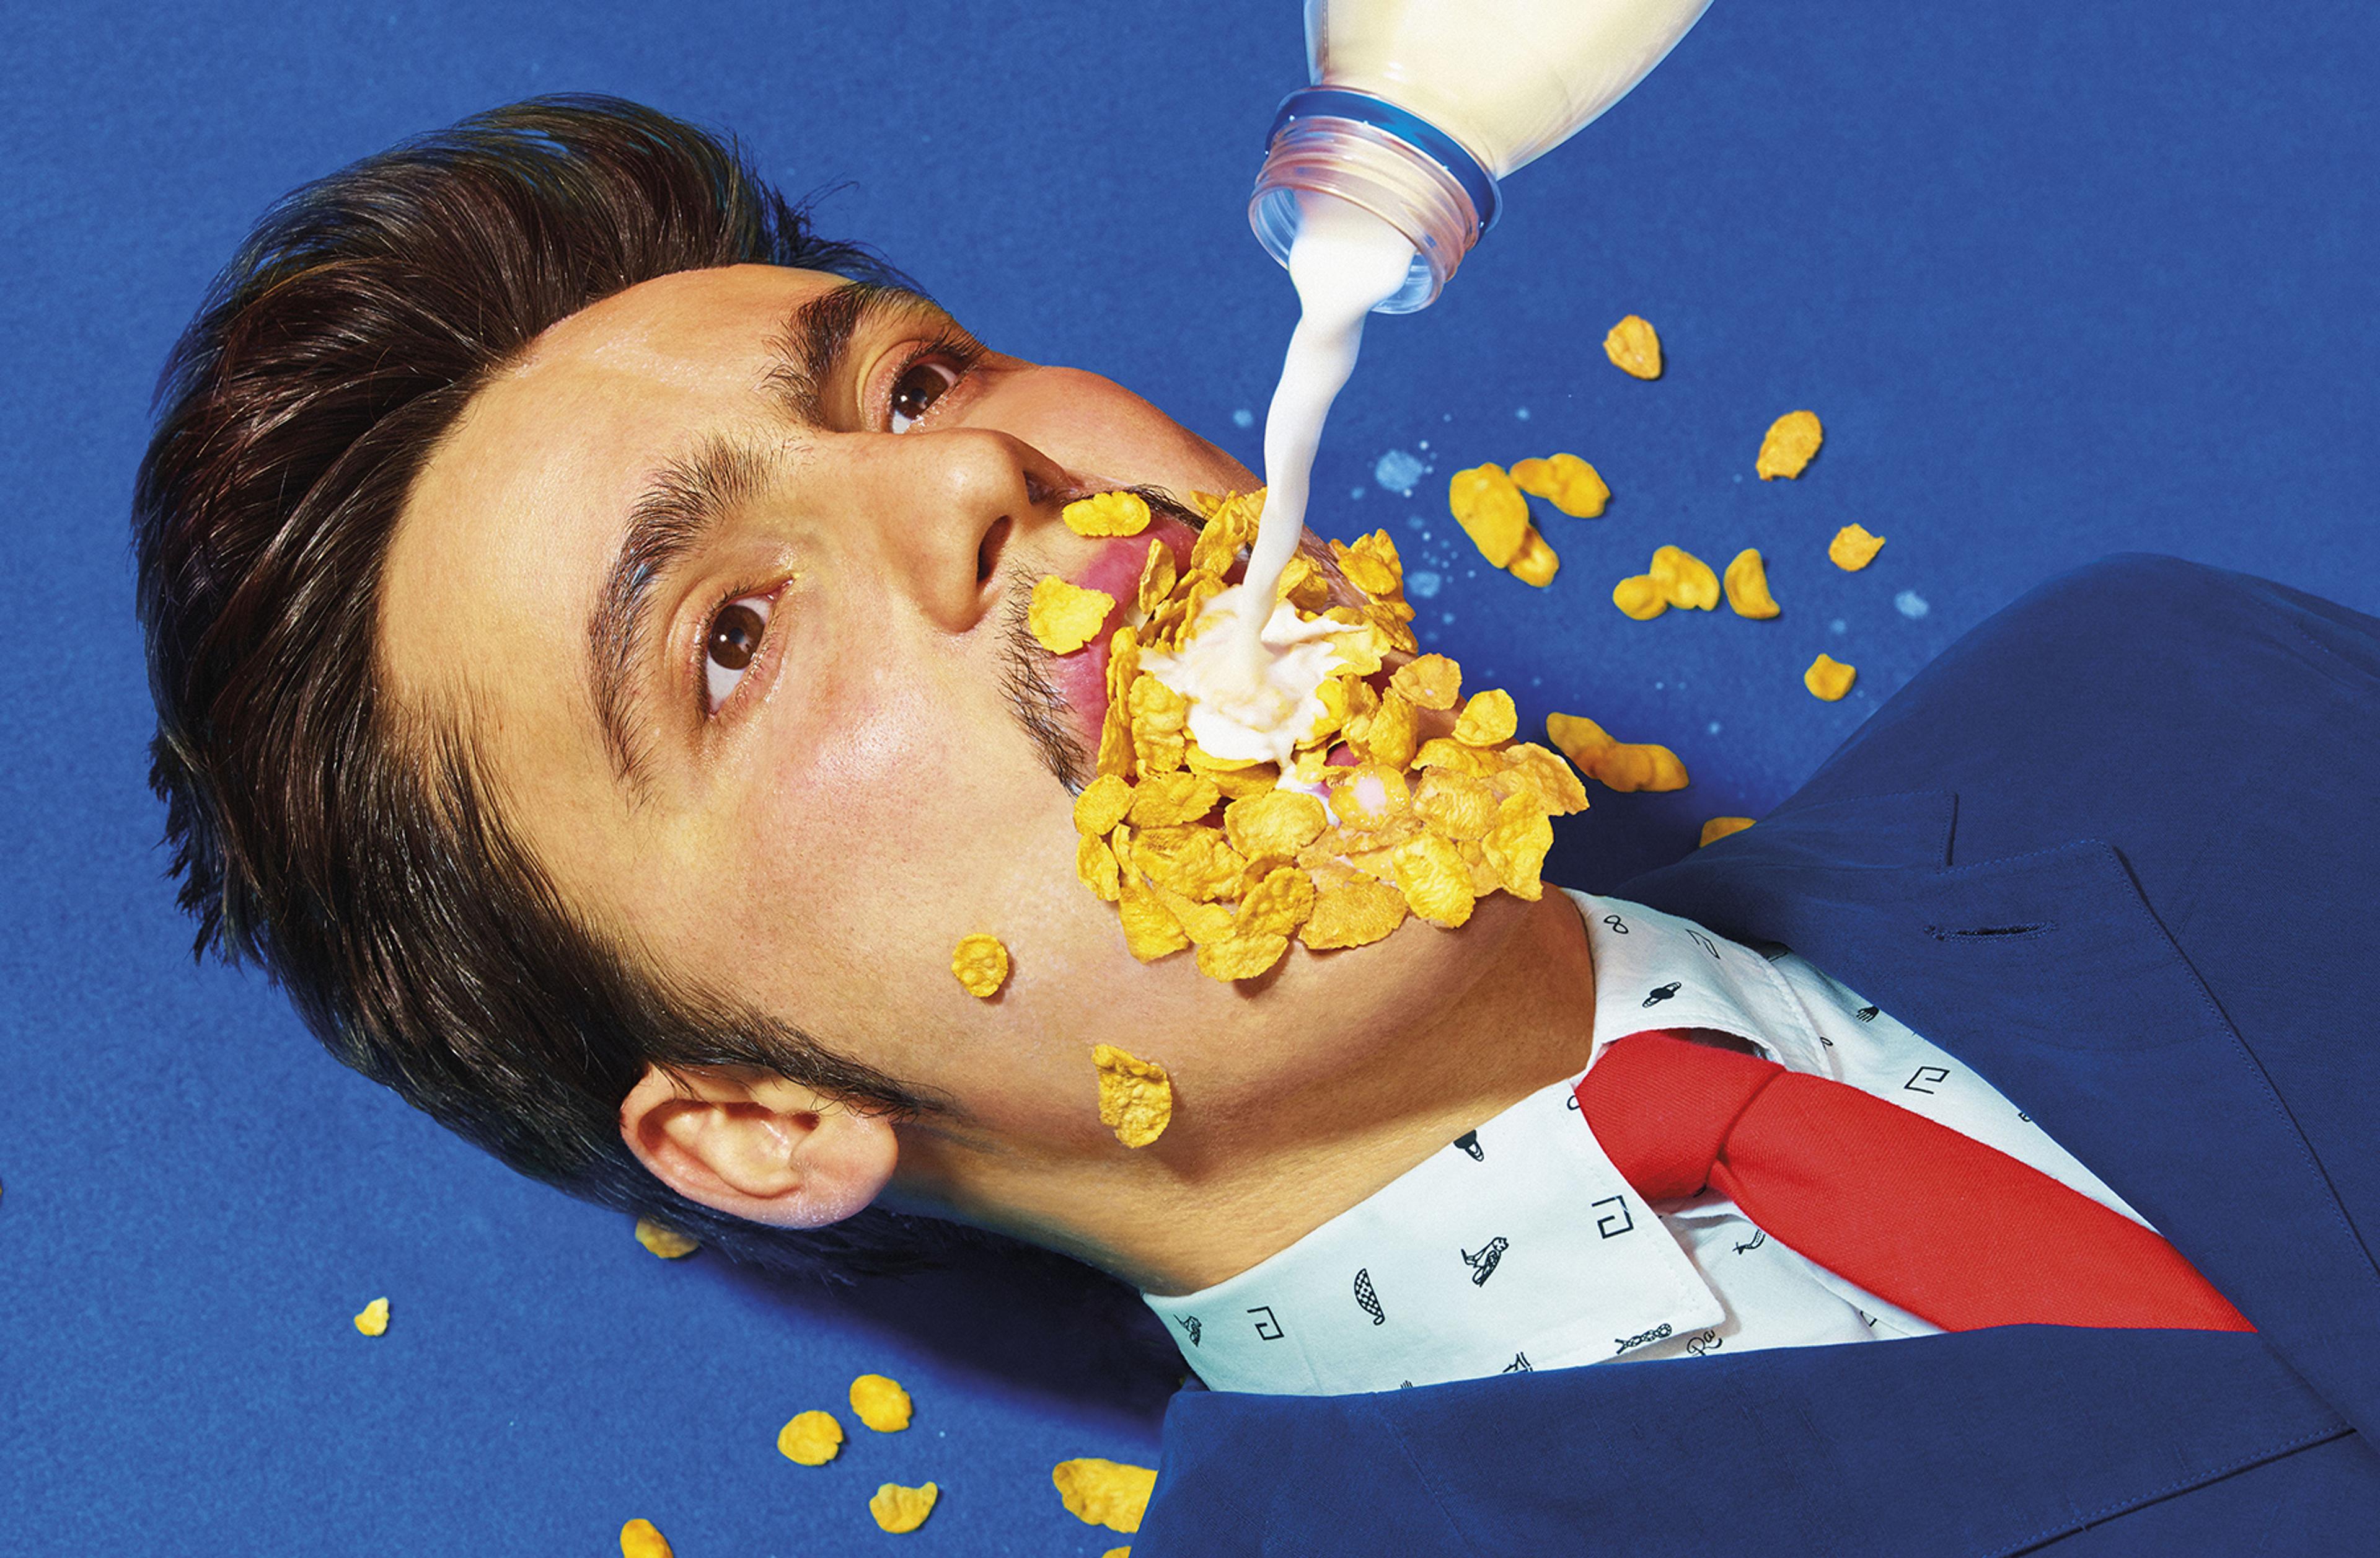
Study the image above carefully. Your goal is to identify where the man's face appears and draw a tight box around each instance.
[381,263,1532,1211]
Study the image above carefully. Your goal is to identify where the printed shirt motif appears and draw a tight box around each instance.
[1142,890,2149,1396]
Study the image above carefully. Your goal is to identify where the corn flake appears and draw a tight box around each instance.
[1591,742,1690,793]
[777,1410,843,1466]
[1412,737,1496,776]
[1235,865,1316,937]
[1700,816,1757,847]
[1448,464,1530,568]
[1603,314,1664,379]
[1064,490,1152,537]
[1029,576,1115,655]
[1127,770,1220,828]
[353,1297,388,1337]
[1135,538,1178,615]
[620,1518,674,1558]
[869,1482,939,1534]
[1505,526,1561,587]
[633,1218,699,1259]
[1510,453,1610,518]
[1197,932,1292,981]
[1074,774,1134,836]
[1128,674,1189,774]
[1499,742,1591,814]
[1275,551,1332,611]
[1650,546,1719,610]
[1386,653,1461,710]
[1078,833,1121,901]
[1452,689,1517,746]
[1482,794,1555,900]
[1300,870,1409,950]
[1091,1047,1173,1148]
[1414,769,1500,841]
[1053,1458,1160,1533]
[1132,824,1246,900]
[1362,691,1420,769]
[1828,523,1886,571]
[1757,410,1823,480]
[1805,652,1857,701]
[1392,834,1478,927]
[1724,548,1783,619]
[1331,530,1404,598]
[1544,712,1615,768]
[950,932,1010,998]
[1613,575,1667,620]
[1224,789,1329,859]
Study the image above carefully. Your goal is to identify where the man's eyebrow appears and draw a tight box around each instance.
[587,436,767,794]
[762,280,950,425]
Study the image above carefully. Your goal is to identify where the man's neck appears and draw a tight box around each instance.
[929,891,1601,1296]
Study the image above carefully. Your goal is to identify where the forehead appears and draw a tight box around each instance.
[380,263,844,710]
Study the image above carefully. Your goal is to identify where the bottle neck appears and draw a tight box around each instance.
[1249,93,1497,314]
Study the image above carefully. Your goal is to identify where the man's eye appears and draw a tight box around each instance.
[704,594,772,712]
[888,356,961,433]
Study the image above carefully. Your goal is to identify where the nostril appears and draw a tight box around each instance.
[977,515,1011,585]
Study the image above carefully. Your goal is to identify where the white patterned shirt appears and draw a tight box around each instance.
[1141,888,2151,1396]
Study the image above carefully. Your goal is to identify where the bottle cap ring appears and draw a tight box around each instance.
[1266,87,1501,232]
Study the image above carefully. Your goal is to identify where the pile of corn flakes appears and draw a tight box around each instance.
[1058,488,1589,986]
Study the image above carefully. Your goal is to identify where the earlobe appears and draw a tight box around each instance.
[618,1064,899,1230]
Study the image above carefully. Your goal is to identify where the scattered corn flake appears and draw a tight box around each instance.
[633,1218,699,1259]
[1078,833,1122,901]
[1544,712,1616,768]
[1091,1046,1173,1148]
[1452,689,1518,747]
[1724,548,1783,619]
[1104,1550,1132,1558]
[777,1410,844,1466]
[1603,314,1664,379]
[1053,1458,1160,1533]
[1700,816,1757,847]
[1613,575,1668,619]
[1828,523,1886,571]
[353,1297,388,1337]
[1196,931,1292,981]
[1482,794,1555,900]
[869,1482,939,1534]
[950,932,1010,998]
[1592,743,1691,793]
[1388,653,1461,711]
[1064,490,1152,537]
[1029,576,1116,655]
[1075,774,1134,836]
[1805,653,1857,701]
[1505,526,1561,587]
[1135,538,1178,615]
[1127,770,1220,828]
[1757,410,1823,480]
[1649,546,1720,610]
[1510,453,1610,517]
[1391,834,1478,927]
[1224,789,1329,859]
[619,1518,673,1558]
[849,1373,913,1433]
[1300,870,1410,950]
[1448,464,1530,568]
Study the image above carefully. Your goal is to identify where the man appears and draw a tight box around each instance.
[136,97,2379,1552]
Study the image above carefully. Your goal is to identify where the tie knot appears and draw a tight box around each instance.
[1573,1029,1786,1200]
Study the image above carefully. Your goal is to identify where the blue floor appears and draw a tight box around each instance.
[3,1,2374,1552]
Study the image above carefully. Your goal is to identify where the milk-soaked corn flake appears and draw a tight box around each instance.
[1029,576,1116,654]
[1805,653,1858,701]
[1756,410,1823,479]
[1510,453,1610,518]
[619,1518,673,1558]
[1700,816,1757,846]
[1448,464,1530,568]
[1603,314,1664,379]
[1613,575,1667,620]
[1828,523,1887,571]
[777,1410,843,1466]
[1053,1458,1160,1533]
[1065,490,1152,537]
[1650,546,1719,610]
[353,1297,389,1337]
[634,1218,699,1259]
[849,1373,913,1432]
[1724,548,1783,619]
[869,1482,939,1534]
[950,932,1010,998]
[1092,1045,1173,1148]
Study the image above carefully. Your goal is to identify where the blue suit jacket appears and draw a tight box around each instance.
[1134,556,2380,1556]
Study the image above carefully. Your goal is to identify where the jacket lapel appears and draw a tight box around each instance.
[1622,789,2380,1442]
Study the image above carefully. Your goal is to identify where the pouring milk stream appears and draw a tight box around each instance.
[1143,0,1713,754]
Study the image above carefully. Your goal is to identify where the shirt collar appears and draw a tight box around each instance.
[1139,890,1806,1394]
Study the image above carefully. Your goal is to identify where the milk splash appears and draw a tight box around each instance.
[1141,193,1416,762]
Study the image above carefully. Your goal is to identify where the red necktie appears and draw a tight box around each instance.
[1576,1030,2252,1333]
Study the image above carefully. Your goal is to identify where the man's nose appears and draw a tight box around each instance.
[857,427,1070,633]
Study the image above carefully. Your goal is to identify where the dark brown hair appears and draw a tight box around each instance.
[133,95,1000,1280]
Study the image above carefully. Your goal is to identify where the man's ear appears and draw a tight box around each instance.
[619,1063,898,1229]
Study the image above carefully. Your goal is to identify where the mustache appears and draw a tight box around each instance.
[1000,484,1212,793]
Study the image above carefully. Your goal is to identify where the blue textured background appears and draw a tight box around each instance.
[2,2,2374,1552]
